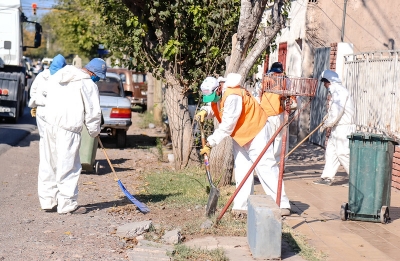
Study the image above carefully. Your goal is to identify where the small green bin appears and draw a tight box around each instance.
[79,127,99,174]
[341,132,397,223]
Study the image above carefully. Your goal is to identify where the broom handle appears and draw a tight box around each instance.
[98,138,119,181]
[284,121,324,160]
[216,119,288,223]
[199,122,214,186]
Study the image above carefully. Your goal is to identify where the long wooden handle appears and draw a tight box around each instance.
[284,121,324,160]
[98,138,119,181]
[199,122,207,148]
[216,119,287,224]
[199,122,214,186]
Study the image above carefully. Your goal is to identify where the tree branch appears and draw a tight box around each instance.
[225,0,269,74]
[236,0,285,82]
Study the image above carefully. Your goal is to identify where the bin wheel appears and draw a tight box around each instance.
[94,161,100,174]
[380,206,389,224]
[340,202,348,221]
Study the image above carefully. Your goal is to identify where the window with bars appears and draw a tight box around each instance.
[309,0,318,3]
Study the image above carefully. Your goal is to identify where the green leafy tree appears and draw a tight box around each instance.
[91,0,241,169]
[41,0,103,59]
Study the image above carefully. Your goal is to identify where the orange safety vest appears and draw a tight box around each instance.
[260,74,284,116]
[211,87,267,147]
[260,92,284,116]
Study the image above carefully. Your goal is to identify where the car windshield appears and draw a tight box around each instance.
[97,77,122,97]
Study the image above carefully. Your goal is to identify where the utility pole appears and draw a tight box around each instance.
[341,0,348,42]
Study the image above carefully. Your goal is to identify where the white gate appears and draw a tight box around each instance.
[343,50,400,141]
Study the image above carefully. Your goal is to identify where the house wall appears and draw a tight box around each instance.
[311,0,400,52]
[268,0,308,77]
[263,1,310,143]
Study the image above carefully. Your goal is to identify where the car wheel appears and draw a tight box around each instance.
[116,129,127,148]
[10,75,21,123]
[19,89,26,117]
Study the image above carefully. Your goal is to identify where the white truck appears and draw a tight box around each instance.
[0,0,42,122]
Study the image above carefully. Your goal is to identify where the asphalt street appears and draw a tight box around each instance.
[0,106,37,155]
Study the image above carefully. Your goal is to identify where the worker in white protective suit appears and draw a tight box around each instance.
[258,62,294,163]
[28,54,67,212]
[313,69,355,186]
[196,73,291,217]
[29,54,66,124]
[42,58,106,214]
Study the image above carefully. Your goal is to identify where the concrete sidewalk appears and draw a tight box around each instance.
[276,142,400,261]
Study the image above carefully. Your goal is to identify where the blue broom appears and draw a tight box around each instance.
[98,138,150,213]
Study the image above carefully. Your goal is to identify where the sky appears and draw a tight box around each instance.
[21,0,56,18]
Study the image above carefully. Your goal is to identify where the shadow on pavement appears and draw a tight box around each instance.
[82,198,132,212]
[388,206,400,221]
[282,232,301,258]
[290,201,310,215]
[81,158,134,176]
[82,192,181,212]
[99,133,157,149]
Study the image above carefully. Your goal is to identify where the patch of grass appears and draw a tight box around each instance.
[168,244,228,261]
[143,167,210,206]
[282,223,327,261]
[183,214,247,237]
[142,167,236,207]
[138,110,155,129]
[141,166,247,236]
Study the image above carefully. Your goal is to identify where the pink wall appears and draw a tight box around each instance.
[307,0,400,52]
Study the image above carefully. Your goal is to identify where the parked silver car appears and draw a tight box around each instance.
[97,72,132,148]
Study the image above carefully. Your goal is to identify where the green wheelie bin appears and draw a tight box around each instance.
[340,132,397,224]
[79,126,99,174]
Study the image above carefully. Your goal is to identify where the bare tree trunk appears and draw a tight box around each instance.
[163,84,192,169]
[237,24,282,80]
[210,0,285,186]
[226,0,270,74]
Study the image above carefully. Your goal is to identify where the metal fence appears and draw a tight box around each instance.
[343,50,400,141]
[262,75,318,97]
[310,47,331,146]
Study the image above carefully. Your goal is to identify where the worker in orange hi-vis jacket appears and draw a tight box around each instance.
[196,73,291,217]
[258,62,297,165]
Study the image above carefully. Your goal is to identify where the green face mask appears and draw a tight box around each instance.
[212,93,221,102]
[203,89,222,103]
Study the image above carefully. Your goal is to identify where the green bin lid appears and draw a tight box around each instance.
[347,132,397,143]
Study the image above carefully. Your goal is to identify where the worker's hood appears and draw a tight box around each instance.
[49,54,67,75]
[222,73,242,92]
[40,69,51,80]
[52,65,90,84]
[320,69,341,84]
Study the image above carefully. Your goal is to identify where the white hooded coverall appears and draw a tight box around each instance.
[321,74,355,180]
[254,72,292,163]
[28,69,55,210]
[42,65,102,213]
[202,75,290,211]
